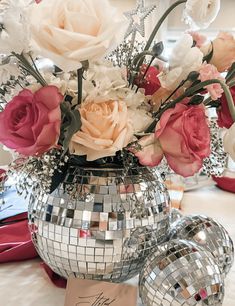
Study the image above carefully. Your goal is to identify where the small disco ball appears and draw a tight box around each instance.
[170,215,234,276]
[170,208,183,224]
[139,240,224,306]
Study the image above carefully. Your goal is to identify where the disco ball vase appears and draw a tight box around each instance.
[170,208,183,224]
[28,166,170,282]
[170,215,234,276]
[139,240,224,306]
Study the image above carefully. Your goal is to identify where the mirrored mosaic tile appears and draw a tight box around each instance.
[139,240,224,306]
[170,215,234,276]
[28,166,170,282]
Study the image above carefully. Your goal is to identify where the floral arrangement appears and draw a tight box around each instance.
[0,0,235,193]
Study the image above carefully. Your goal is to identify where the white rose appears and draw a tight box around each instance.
[183,0,220,29]
[224,123,235,162]
[159,34,203,90]
[29,0,126,72]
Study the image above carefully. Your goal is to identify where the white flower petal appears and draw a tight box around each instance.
[184,0,221,29]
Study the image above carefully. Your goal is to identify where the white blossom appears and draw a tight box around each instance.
[0,55,20,84]
[183,0,221,29]
[159,34,203,90]
[83,61,146,108]
[0,0,32,54]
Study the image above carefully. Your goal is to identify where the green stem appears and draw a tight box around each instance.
[13,52,47,86]
[185,80,235,122]
[144,0,187,51]
[135,56,155,93]
[131,1,187,85]
[129,51,167,87]
[28,53,46,84]
[203,96,212,106]
[132,51,155,68]
[228,79,235,88]
[146,79,235,133]
[77,67,83,105]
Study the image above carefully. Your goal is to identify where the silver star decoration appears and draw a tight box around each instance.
[124,0,156,39]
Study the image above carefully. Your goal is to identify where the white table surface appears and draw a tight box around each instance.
[0,185,234,306]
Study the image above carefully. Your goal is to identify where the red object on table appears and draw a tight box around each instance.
[42,263,67,288]
[0,211,66,288]
[213,176,235,193]
[0,213,38,263]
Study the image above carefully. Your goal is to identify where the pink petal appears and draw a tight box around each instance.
[131,134,164,167]
[34,86,63,110]
[165,153,203,177]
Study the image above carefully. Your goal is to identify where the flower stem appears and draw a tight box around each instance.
[228,79,235,88]
[12,52,47,86]
[145,79,235,133]
[77,67,83,105]
[131,0,186,85]
[144,0,187,51]
[186,79,235,121]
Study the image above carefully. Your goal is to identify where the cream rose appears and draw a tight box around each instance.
[29,0,125,72]
[70,100,134,161]
[224,123,235,162]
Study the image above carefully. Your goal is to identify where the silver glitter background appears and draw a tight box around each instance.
[28,166,170,282]
[139,240,224,306]
[170,215,234,276]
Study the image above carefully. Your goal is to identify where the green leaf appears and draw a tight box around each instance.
[152,41,164,57]
[59,103,82,155]
[188,95,204,105]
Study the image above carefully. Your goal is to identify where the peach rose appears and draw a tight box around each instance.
[29,0,125,71]
[201,32,235,72]
[70,100,134,161]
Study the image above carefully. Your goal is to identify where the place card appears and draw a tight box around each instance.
[64,276,138,306]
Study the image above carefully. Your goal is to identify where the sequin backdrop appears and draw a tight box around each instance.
[28,166,170,282]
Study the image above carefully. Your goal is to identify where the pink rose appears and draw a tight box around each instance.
[156,103,211,176]
[0,86,62,156]
[198,63,224,100]
[188,31,207,48]
[217,85,235,129]
[133,102,211,177]
[129,134,163,167]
